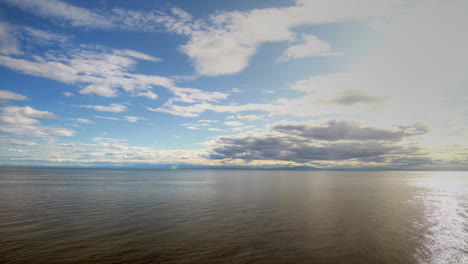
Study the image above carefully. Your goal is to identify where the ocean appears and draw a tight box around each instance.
[0,168,466,263]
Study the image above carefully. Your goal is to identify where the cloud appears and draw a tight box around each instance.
[224,121,243,127]
[0,90,29,103]
[198,119,219,123]
[208,133,402,162]
[4,0,404,76]
[18,26,70,44]
[0,106,74,137]
[0,135,37,146]
[71,118,93,124]
[208,128,225,132]
[147,87,234,117]
[325,89,388,105]
[123,116,141,123]
[151,73,389,118]
[206,118,434,166]
[275,1,468,129]
[4,0,196,34]
[0,44,169,98]
[0,31,227,105]
[272,120,428,141]
[4,0,113,28]
[115,49,160,62]
[1,137,205,165]
[0,146,24,153]
[278,34,341,61]
[135,91,158,100]
[181,119,222,131]
[355,1,468,99]
[63,92,74,97]
[290,73,388,106]
[94,116,120,121]
[0,22,21,55]
[233,114,264,121]
[0,106,55,125]
[169,87,229,103]
[0,125,75,137]
[91,137,127,143]
[94,115,143,123]
[179,0,401,75]
[81,104,127,112]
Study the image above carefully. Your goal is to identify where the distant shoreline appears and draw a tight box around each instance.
[0,166,466,172]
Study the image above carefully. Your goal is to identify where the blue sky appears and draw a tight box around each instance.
[0,0,467,169]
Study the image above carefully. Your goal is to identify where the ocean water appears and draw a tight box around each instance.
[0,168,466,264]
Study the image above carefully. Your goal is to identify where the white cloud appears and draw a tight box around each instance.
[0,90,29,102]
[94,115,143,123]
[0,146,24,153]
[224,121,243,127]
[94,116,120,121]
[63,92,74,97]
[4,0,113,28]
[169,87,228,103]
[0,106,56,125]
[0,135,37,146]
[0,106,74,137]
[1,137,207,166]
[18,26,70,44]
[148,102,262,117]
[71,118,93,124]
[0,45,170,98]
[0,22,21,55]
[278,34,341,61]
[91,137,127,143]
[115,49,160,62]
[146,73,386,118]
[235,115,264,121]
[124,116,141,123]
[4,0,196,35]
[147,86,233,117]
[231,125,257,132]
[179,0,402,76]
[278,1,468,128]
[356,1,468,100]
[4,0,403,76]
[81,104,127,112]
[135,91,158,100]
[208,128,225,132]
[181,119,221,130]
[198,119,219,123]
[290,73,388,106]
[108,6,196,34]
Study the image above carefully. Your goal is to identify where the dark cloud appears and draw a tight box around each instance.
[272,120,428,141]
[208,134,401,162]
[208,119,431,164]
[327,89,388,105]
[387,157,434,167]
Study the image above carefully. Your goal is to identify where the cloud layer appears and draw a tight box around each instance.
[207,119,431,168]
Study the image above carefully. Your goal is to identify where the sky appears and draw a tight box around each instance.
[0,0,466,169]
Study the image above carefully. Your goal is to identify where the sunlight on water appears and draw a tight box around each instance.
[408,172,468,264]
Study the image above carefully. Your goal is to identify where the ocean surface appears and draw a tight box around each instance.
[0,168,466,264]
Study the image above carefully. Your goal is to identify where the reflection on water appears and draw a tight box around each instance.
[0,168,466,264]
[408,172,468,263]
